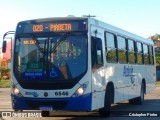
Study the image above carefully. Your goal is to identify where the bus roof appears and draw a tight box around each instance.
[19,17,87,23]
[88,17,154,45]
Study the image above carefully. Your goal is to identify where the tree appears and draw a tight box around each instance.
[149,34,160,66]
[0,59,11,80]
[149,34,160,47]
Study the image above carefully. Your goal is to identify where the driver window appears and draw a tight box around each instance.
[91,36,103,69]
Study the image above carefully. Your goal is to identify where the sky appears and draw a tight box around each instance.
[0,0,160,45]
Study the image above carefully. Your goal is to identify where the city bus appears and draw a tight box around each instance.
[2,16,156,117]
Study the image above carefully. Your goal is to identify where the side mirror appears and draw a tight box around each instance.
[2,41,7,53]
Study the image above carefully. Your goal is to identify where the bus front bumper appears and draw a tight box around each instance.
[11,93,92,111]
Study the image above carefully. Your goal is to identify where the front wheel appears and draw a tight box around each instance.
[41,111,50,117]
[99,86,112,117]
[14,110,23,112]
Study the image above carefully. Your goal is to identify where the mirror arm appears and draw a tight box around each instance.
[3,31,15,40]
[2,31,15,53]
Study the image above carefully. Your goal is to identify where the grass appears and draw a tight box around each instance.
[0,80,11,88]
[156,80,160,86]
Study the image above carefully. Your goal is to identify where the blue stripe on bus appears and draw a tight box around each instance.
[11,93,92,111]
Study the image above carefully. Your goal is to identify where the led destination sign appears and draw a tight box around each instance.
[50,23,72,32]
[17,20,87,33]
[33,23,72,32]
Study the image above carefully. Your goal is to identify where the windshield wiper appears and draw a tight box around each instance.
[31,34,45,53]
[51,33,69,52]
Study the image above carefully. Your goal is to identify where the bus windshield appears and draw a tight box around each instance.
[13,32,88,86]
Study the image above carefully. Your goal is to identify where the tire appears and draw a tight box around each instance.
[136,83,144,104]
[99,86,112,117]
[129,83,144,105]
[14,110,23,112]
[41,111,50,117]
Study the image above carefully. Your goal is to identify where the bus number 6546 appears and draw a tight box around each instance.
[55,91,69,96]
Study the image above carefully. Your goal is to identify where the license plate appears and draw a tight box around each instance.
[39,106,53,111]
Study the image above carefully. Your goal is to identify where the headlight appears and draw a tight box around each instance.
[14,88,20,95]
[72,82,89,97]
[13,85,23,97]
[77,87,84,95]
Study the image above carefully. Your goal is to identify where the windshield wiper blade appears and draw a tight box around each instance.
[52,33,69,52]
[31,35,44,53]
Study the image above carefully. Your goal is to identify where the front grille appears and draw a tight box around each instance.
[20,82,76,90]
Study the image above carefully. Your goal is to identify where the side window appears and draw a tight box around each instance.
[143,44,149,64]
[149,45,154,65]
[91,36,103,67]
[105,32,117,63]
[128,39,136,64]
[137,42,143,64]
[117,36,126,63]
[96,39,103,64]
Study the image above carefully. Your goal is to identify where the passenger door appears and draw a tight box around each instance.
[91,25,106,110]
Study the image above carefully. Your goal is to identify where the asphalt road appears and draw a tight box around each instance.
[0,87,160,120]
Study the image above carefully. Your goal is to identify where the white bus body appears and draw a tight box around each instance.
[6,17,155,116]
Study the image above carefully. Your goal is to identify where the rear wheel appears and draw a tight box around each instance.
[129,83,144,105]
[136,83,145,104]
